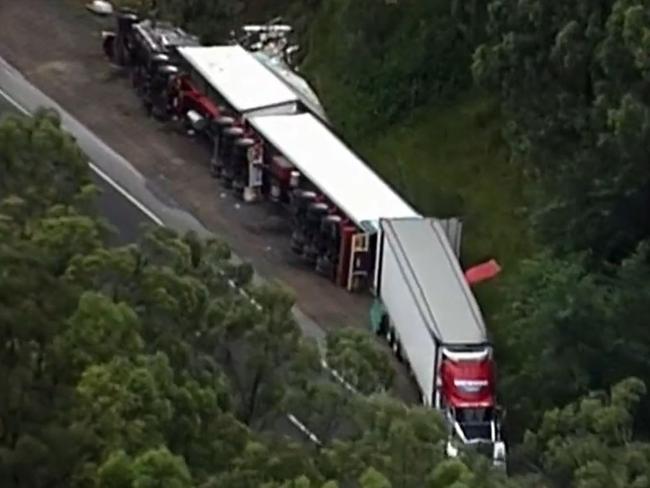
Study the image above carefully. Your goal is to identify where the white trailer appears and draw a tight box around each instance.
[177,45,301,118]
[371,217,506,465]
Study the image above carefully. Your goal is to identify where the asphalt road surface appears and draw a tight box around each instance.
[95,173,150,245]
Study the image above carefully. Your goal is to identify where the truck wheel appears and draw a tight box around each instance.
[387,328,395,346]
[394,341,403,362]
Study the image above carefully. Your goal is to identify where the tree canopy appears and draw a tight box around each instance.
[473,0,650,261]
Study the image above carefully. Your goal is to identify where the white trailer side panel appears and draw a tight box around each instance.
[380,230,436,404]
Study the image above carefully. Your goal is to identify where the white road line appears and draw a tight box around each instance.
[287,414,322,446]
[0,86,28,115]
[88,161,163,226]
[0,86,164,226]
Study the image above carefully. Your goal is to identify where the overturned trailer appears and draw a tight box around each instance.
[177,45,300,118]
[248,112,418,291]
[101,11,200,118]
[102,11,200,67]
[100,14,330,202]
[171,45,305,200]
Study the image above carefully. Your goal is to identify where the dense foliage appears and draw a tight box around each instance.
[473,0,650,261]
[115,0,485,135]
[300,0,483,135]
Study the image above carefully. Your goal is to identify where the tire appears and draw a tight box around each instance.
[394,341,403,362]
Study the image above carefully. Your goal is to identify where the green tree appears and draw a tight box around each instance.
[206,439,323,488]
[325,328,394,395]
[521,378,650,488]
[359,467,391,488]
[0,109,94,216]
[157,0,246,43]
[318,396,447,487]
[285,381,352,446]
[473,0,650,260]
[97,447,193,488]
[52,291,143,378]
[426,459,474,488]
[303,0,485,135]
[496,243,650,439]
[0,112,104,488]
[208,284,307,427]
[97,450,135,488]
[73,354,175,456]
[131,447,193,488]
[0,107,600,487]
[494,252,610,436]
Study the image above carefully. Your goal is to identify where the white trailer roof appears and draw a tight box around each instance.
[177,45,299,114]
[381,217,488,345]
[249,113,419,230]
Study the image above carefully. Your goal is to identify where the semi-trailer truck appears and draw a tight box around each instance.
[370,217,507,466]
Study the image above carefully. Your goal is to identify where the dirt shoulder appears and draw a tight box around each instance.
[0,0,372,331]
